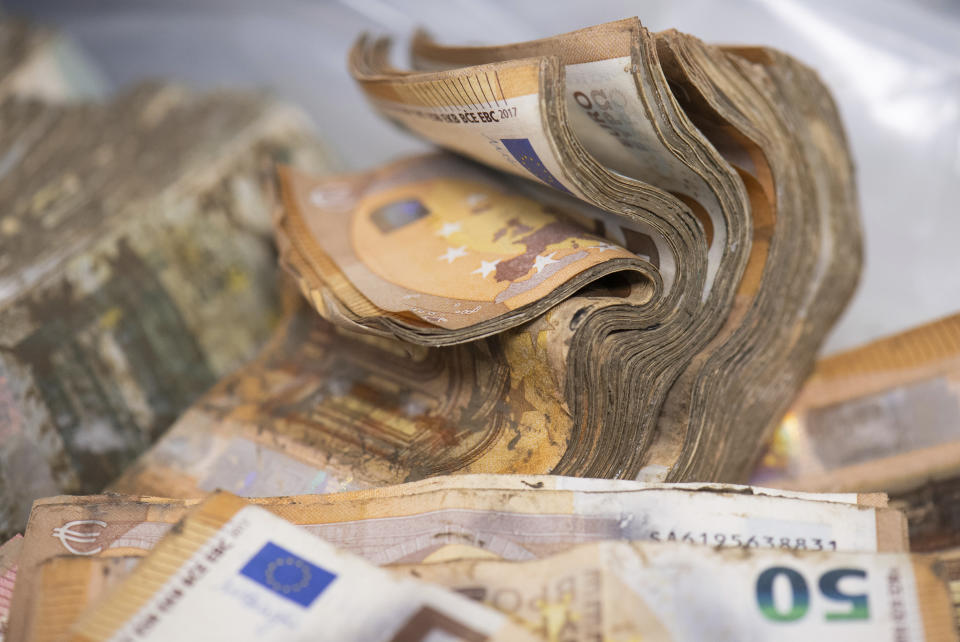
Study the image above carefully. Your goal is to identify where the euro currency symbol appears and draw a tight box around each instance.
[52,519,107,555]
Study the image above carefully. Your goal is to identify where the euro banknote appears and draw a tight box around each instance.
[278,155,653,344]
[5,496,196,642]
[0,82,335,541]
[66,492,536,642]
[396,541,957,641]
[30,556,139,642]
[752,311,960,552]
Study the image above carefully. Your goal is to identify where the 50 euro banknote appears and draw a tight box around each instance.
[396,541,957,642]
[66,492,535,642]
[754,311,960,494]
[277,155,655,345]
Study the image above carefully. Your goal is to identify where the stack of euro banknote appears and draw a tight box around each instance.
[2,16,960,641]
[2,475,957,641]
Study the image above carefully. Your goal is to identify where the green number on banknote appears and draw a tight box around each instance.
[756,566,810,621]
[819,568,869,620]
[756,567,869,622]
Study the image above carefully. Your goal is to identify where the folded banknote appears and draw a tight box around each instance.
[66,492,536,642]
[268,17,863,485]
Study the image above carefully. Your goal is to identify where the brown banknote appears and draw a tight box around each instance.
[752,311,960,552]
[349,17,862,486]
[278,155,653,343]
[395,542,958,642]
[111,302,577,495]
[113,18,861,499]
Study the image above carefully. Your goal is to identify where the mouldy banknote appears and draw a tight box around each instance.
[0,534,21,641]
[5,495,197,642]
[0,82,334,539]
[29,556,139,642]
[283,17,861,484]
[753,311,960,553]
[277,155,652,343]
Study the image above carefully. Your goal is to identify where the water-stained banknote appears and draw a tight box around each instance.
[397,541,957,641]
[6,496,196,642]
[30,556,139,642]
[67,492,537,642]
[752,311,960,552]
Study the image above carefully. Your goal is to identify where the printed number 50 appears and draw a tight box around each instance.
[756,567,869,622]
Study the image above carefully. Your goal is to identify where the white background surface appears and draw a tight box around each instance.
[7,0,960,354]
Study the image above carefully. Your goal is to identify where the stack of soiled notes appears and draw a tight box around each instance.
[0,17,334,540]
[274,15,865,487]
[1,475,958,641]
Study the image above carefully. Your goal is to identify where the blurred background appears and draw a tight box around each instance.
[6,0,960,354]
